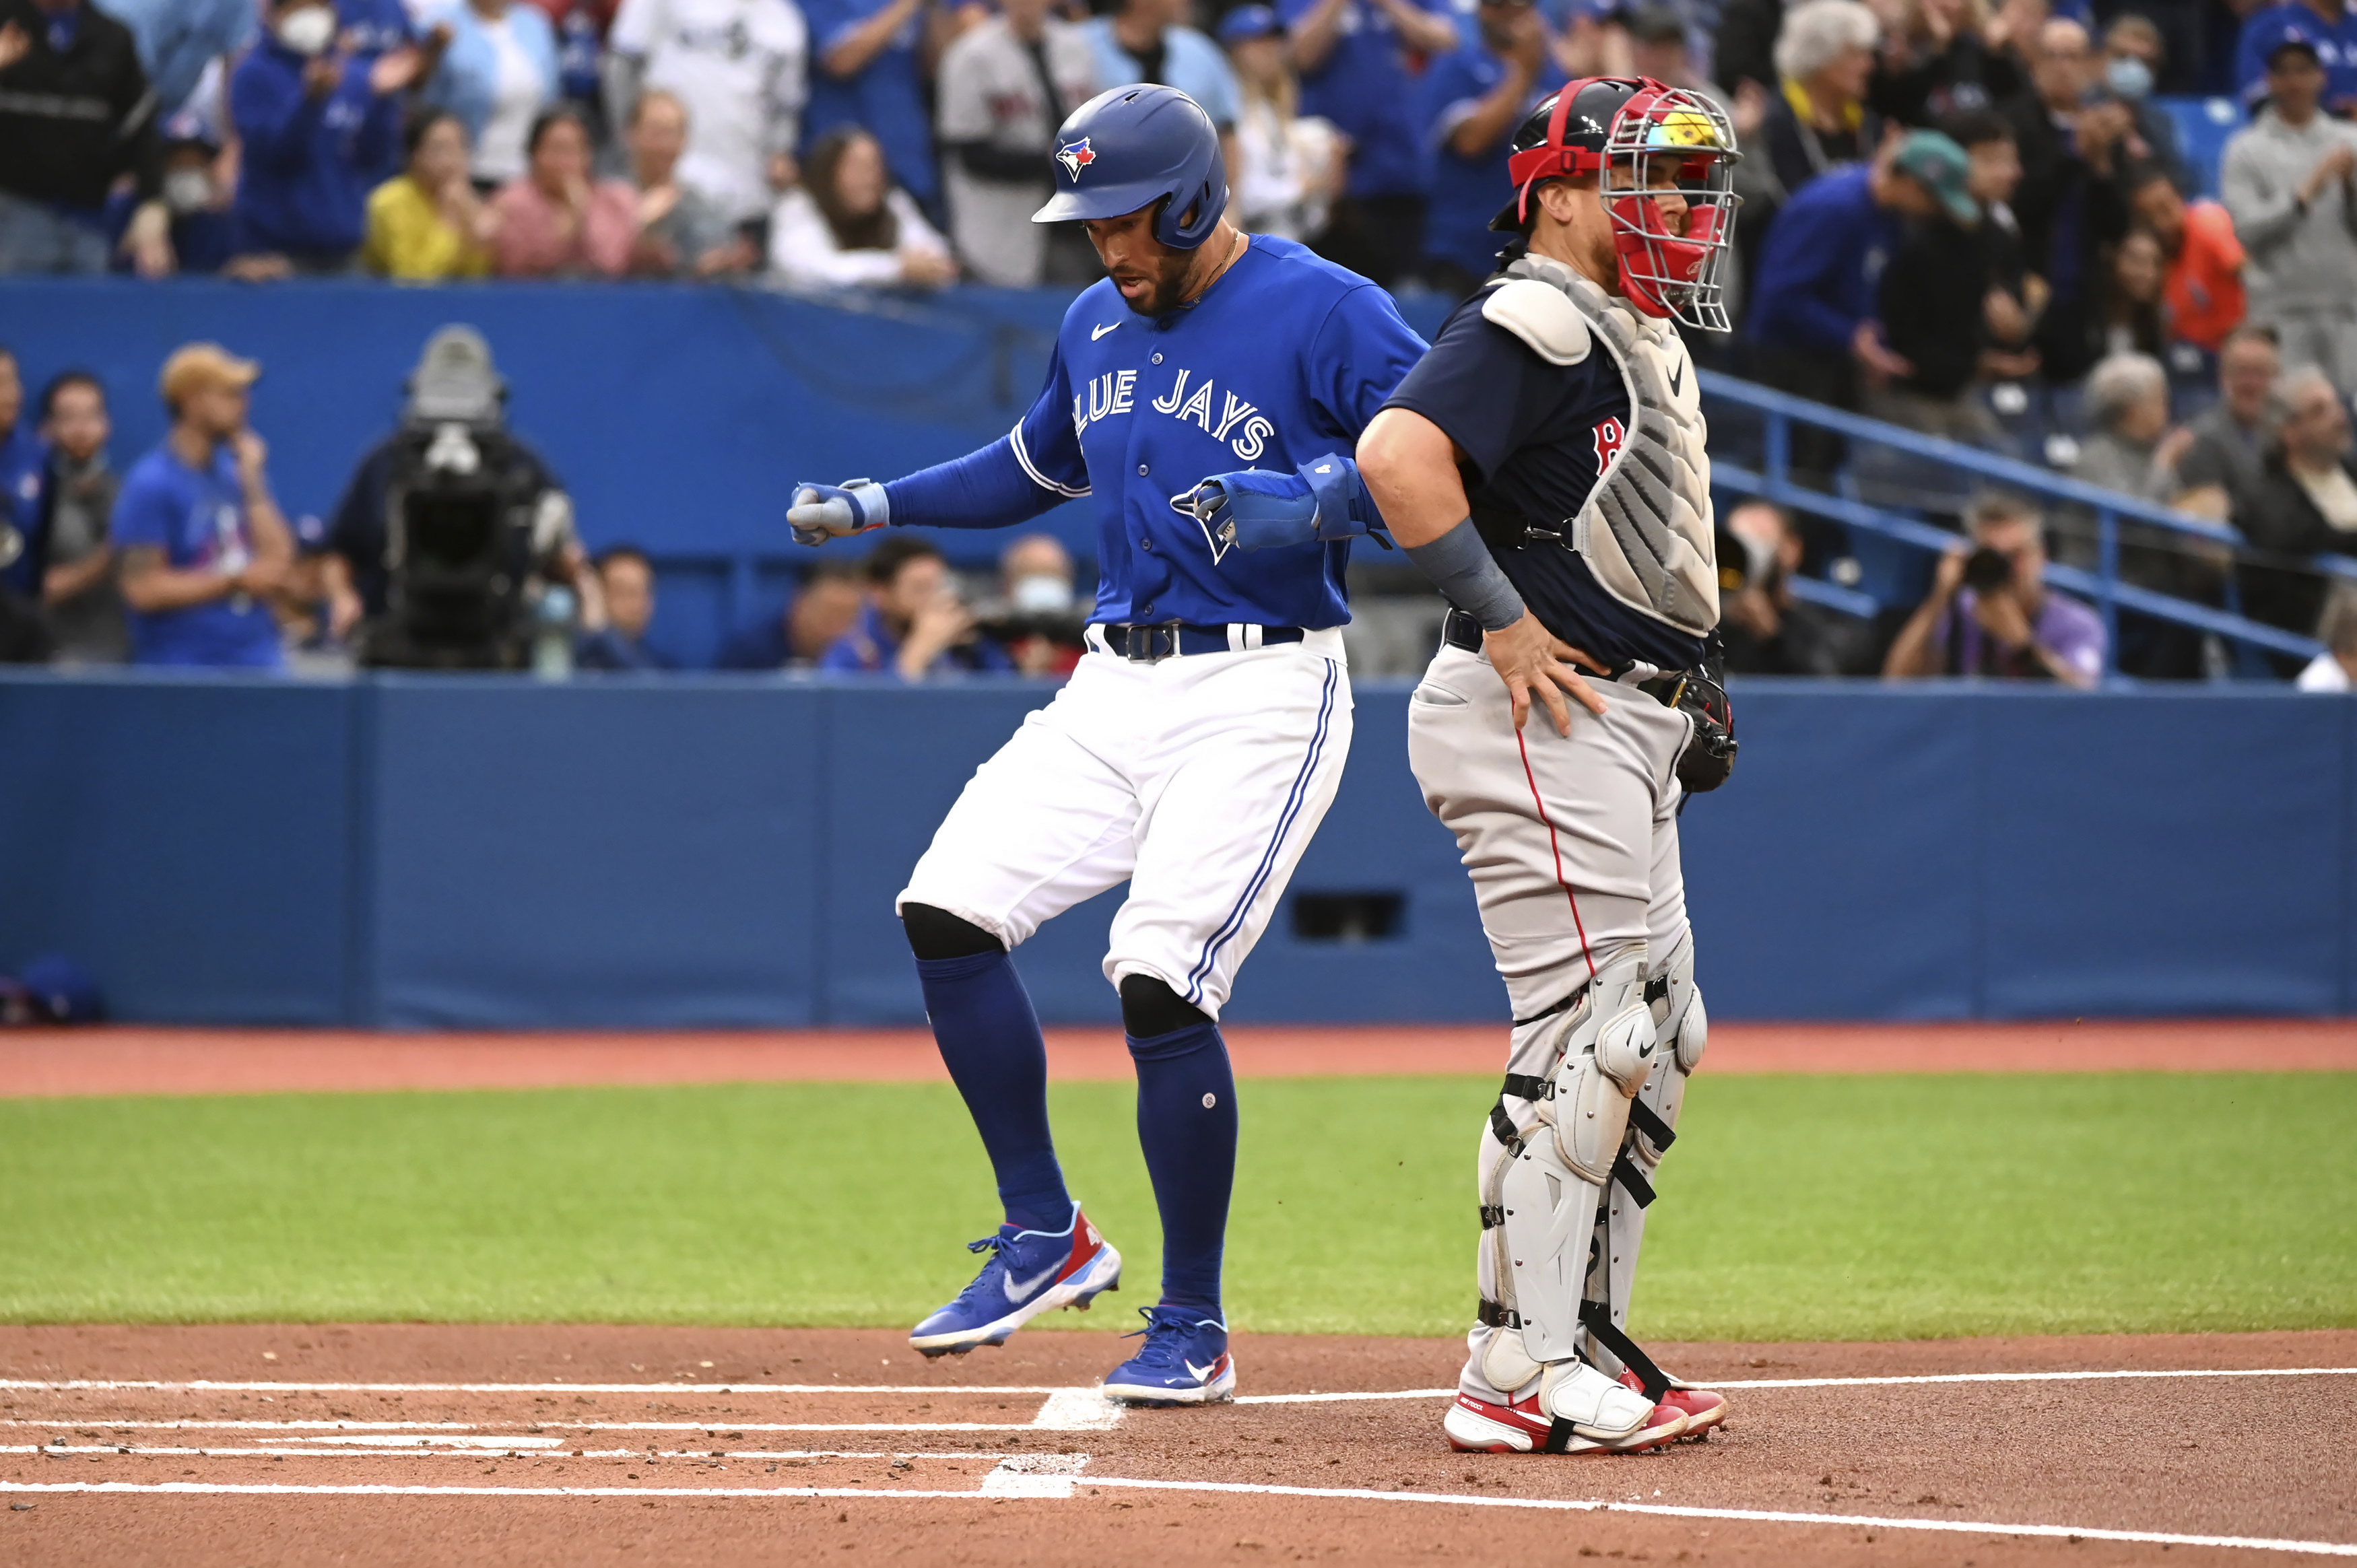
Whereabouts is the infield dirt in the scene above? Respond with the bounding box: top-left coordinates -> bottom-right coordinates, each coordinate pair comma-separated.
5,1324 -> 2352,1566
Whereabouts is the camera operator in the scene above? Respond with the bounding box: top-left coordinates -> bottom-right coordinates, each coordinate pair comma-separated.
819,534 -> 1014,680
1883,491 -> 2105,686
316,325 -> 603,668
974,533 -> 1088,677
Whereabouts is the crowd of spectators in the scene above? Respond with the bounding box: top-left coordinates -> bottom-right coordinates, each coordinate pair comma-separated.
0,330 -> 1092,677
5,0 -> 2357,681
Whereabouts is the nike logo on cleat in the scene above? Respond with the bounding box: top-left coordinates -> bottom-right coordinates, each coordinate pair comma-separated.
1002,1261 -> 1061,1303
1185,1359 -> 1218,1382
1092,323 -> 1121,340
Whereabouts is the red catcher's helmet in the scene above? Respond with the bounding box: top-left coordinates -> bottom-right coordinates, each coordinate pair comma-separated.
1490,76 -> 1741,333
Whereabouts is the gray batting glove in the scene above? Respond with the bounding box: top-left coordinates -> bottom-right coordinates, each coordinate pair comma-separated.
788,478 -> 890,547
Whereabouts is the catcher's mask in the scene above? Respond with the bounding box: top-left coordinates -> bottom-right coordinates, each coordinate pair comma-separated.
1492,76 -> 1741,333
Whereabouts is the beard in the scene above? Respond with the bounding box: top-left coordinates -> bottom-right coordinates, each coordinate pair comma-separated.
1108,249 -> 1196,316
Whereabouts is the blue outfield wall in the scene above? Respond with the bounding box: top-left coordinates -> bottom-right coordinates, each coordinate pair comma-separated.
1,672 -> 2350,1027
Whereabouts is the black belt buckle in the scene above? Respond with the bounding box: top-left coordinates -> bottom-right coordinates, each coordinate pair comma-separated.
1117,621 -> 1186,664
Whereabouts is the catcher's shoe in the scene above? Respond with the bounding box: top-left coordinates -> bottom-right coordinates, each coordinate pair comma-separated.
909,1204 -> 1121,1358
1102,1305 -> 1236,1406
1622,1370 -> 1727,1439
1444,1363 -> 1687,1455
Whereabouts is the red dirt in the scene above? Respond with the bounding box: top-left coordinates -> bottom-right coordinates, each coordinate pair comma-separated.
3,1325 -> 2352,1566
5,1019 -> 2354,1099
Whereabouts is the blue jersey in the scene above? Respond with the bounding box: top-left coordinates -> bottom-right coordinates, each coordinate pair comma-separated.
2236,1 -> 2357,110
1008,236 -> 1428,630
1280,0 -> 1455,198
1419,43 -> 1565,278
112,443 -> 284,669
0,422 -> 46,599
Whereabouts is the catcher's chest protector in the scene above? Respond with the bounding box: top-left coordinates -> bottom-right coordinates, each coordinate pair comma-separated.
1486,255 -> 1721,639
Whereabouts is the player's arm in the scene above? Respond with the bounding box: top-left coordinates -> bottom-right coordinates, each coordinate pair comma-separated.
789,335 -> 1090,546
1358,408 -> 1605,735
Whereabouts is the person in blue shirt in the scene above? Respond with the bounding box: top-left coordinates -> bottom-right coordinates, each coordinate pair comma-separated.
2236,0 -> 2357,116
1084,0 -> 1244,138
0,346 -> 47,605
719,560 -> 867,669
801,0 -> 942,213
1282,0 -> 1459,285
112,344 -> 292,671
1418,0 -> 1566,294
230,0 -> 411,268
817,535 -> 1015,677
787,86 -> 1426,1408
1745,131 -> 1962,481
105,110 -> 246,277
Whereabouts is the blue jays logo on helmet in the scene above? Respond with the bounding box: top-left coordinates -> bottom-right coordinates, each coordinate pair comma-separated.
1034,85 -> 1228,250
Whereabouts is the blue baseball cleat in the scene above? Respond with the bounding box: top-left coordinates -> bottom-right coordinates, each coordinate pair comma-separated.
1101,1305 -> 1236,1406
909,1204 -> 1123,1358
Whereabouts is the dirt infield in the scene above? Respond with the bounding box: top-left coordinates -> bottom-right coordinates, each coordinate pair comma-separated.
4,1325 -> 2352,1565
6,1018 -> 2356,1098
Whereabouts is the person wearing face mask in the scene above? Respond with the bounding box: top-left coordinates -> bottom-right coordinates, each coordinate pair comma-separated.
230,0 -> 415,270
106,108 -> 244,275
2094,16 -> 2190,196
990,532 -> 1089,677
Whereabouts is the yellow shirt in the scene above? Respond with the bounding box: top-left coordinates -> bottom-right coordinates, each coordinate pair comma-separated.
364,177 -> 492,281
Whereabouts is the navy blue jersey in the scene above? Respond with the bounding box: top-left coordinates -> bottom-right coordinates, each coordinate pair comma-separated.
1011,234 -> 1428,630
1383,288 -> 1707,671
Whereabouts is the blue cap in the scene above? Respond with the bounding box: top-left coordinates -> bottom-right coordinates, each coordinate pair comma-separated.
1034,86 -> 1230,250
2261,23 -> 2322,66
1218,4 -> 1282,44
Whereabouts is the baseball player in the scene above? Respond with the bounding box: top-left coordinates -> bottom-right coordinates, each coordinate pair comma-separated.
785,84 -> 1427,1406
1199,77 -> 1741,1453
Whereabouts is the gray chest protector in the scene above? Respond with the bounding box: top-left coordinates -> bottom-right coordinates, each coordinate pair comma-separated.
1479,256 -> 1720,639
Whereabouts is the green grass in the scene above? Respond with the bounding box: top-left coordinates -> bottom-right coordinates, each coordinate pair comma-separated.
2,1074 -> 2352,1340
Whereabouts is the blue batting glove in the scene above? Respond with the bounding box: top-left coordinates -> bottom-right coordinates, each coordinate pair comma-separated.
788,478 -> 890,547
1175,454 -> 1391,555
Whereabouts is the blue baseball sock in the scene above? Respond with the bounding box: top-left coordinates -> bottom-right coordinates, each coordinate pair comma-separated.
1126,1019 -> 1238,1316
914,950 -> 1072,1235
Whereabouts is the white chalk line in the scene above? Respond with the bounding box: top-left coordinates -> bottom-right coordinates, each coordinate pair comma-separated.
13,1367 -> 2348,1403
1234,1365 -> 2357,1402
3,1472 -> 2351,1557
11,1443 -> 1020,1461
0,1380 -> 1057,1396
0,1419 -> 1046,1435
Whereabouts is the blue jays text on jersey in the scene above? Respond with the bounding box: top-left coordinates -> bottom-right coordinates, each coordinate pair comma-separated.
1005,234 -> 1427,629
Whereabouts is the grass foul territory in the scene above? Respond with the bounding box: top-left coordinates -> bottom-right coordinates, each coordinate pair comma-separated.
1,1073 -> 2350,1338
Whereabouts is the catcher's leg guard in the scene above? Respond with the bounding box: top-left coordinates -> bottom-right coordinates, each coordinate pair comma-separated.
1456,951 -> 1670,1450
1576,930 -> 1725,1433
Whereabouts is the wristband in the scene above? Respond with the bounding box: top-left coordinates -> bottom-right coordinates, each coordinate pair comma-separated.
1404,518 -> 1526,632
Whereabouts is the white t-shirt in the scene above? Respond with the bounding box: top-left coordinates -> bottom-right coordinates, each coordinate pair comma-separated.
2296,651 -> 2354,691
611,0 -> 809,223
475,15 -> 546,183
934,17 -> 1094,286
767,186 -> 950,287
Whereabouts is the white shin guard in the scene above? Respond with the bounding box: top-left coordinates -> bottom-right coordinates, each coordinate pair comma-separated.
1580,931 -> 1706,1381
1488,950 -> 1657,1369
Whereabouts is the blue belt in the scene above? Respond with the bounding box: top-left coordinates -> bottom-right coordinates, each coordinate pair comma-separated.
1098,622 -> 1305,662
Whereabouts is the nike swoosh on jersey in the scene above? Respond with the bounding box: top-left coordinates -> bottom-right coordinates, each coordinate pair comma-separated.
1092,322 -> 1121,340
1002,1260 -> 1063,1303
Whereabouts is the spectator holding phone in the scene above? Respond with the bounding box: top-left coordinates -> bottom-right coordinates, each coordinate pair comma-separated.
1883,491 -> 2105,685
820,534 -> 1011,678
35,370 -> 126,663
112,345 -> 294,671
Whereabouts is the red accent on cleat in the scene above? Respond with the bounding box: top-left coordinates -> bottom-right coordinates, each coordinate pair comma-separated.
1621,1371 -> 1727,1437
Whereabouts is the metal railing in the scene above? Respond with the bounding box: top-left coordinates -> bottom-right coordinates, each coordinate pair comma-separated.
1700,372 -> 2337,675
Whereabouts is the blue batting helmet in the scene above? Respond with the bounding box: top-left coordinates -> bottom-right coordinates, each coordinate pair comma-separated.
1032,85 -> 1228,250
